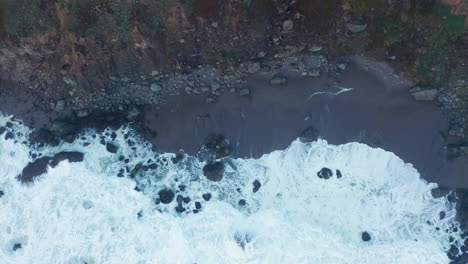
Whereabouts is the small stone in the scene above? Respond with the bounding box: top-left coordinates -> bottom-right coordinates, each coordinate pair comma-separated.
239,88 -> 250,97
439,211 -> 446,220
270,74 -> 288,85
76,109 -> 89,118
0,190 -> 4,198
63,76 -> 77,86
317,167 -> 333,179
13,243 -> 22,251
202,193 -> 212,201
361,232 -> 371,242
410,87 -> 438,101
195,201 -> 202,210
346,23 -> 368,33
283,19 -> 294,32
151,70 -> 159,76
175,203 -> 186,213
308,70 -> 320,77
309,46 -> 323,52
150,83 -> 162,92
247,62 -> 261,73
257,51 -> 266,58
55,100 -> 66,112
238,199 -> 246,206
338,63 -> 347,71
336,169 -> 342,178
211,22 -> 218,28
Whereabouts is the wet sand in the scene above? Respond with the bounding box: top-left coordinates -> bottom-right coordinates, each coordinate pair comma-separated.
143,56 -> 468,188
1,56 -> 467,188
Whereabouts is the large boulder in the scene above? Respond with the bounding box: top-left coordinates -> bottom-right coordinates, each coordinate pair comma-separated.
410,86 -> 438,101
203,162 -> 224,182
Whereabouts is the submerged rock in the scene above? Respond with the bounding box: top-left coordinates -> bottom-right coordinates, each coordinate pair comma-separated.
202,193 -> 212,201
336,169 -> 343,178
12,243 -> 22,251
203,162 -> 224,182
0,190 -> 4,198
17,157 -> 52,183
317,168 -> 333,179
50,152 -> 84,168
158,189 -> 174,204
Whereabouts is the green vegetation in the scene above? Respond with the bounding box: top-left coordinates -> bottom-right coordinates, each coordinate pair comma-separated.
0,0 -> 56,37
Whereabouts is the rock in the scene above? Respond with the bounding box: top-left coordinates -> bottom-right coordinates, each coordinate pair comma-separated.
106,143 -> 118,153
299,127 -> 319,142
203,162 -> 224,182
317,167 -> 333,179
51,120 -> 77,139
346,23 -> 368,33
303,55 -> 325,70
175,203 -> 186,213
0,126 -> 5,135
337,63 -> 347,70
82,200 -> 94,209
283,19 -> 294,32
150,83 -> 162,92
448,245 -> 459,260
361,231 -> 371,242
204,134 -> 231,158
13,243 -> 22,251
158,189 -> 174,204
239,88 -> 250,97
55,100 -> 66,112
63,76 -> 77,86
410,87 -> 438,101
76,109 -> 90,118
336,169 -> 343,178
50,152 -> 84,168
5,131 -> 13,140
440,211 -> 446,220
253,180 -> 261,193
195,201 -> 202,210
309,46 -> 323,52
202,193 -> 212,201
30,128 -> 60,147
270,74 -> 288,85
17,157 -> 52,183
238,199 -> 246,206
0,190 -> 4,198
126,105 -> 141,121
247,62 -> 261,73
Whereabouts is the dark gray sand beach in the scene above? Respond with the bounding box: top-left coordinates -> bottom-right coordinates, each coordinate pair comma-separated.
145,56 -> 468,189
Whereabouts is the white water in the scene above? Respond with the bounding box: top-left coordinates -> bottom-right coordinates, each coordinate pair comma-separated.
0,115 -> 463,264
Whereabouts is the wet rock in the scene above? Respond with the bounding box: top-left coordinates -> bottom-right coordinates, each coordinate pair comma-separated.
126,105 -> 141,121
238,199 -> 246,206
202,193 -> 212,201
137,210 -> 143,219
17,157 -> 52,183
5,131 -> 13,140
239,88 -> 251,96
176,195 -> 184,204
270,74 -> 288,85
178,185 -> 186,191
50,152 -> 84,168
446,142 -> 468,157
50,120 -> 77,138
54,100 -> 66,112
448,245 -> 459,260
299,127 -> 319,143
195,201 -> 202,210
30,128 -> 60,147
410,86 -> 438,101
283,19 -> 294,32
204,134 -> 231,158
203,162 -> 224,182
183,197 -> 191,203
247,62 -> 261,73
0,190 -> 4,198
76,109 -> 90,118
158,189 -> 174,204
346,23 -> 368,33
175,203 -> 186,213
150,83 -> 162,92
336,169 -> 342,178
440,211 -> 446,220
13,243 -> 22,251
361,231 -> 371,242
106,143 -> 118,153
253,180 -> 261,193
0,126 -> 5,135
317,167 -> 333,179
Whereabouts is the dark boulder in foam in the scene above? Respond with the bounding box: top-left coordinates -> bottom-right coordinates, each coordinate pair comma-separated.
0,126 -> 6,135
158,189 -> 175,204
253,180 -> 261,193
317,167 -> 333,179
17,152 -> 84,183
50,152 -> 84,168
29,128 -> 60,147
203,162 -> 224,182
361,231 -> 371,242
202,193 -> 212,201
106,143 -> 118,153
299,126 -> 319,143
17,157 -> 52,183
336,169 -> 342,178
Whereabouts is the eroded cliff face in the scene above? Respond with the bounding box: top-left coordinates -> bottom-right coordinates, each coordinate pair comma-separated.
0,0 -> 466,101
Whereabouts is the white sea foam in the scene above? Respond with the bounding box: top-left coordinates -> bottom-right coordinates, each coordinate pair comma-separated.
0,115 -> 463,264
